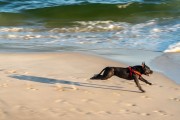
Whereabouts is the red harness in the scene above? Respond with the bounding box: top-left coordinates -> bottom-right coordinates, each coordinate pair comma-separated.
128,66 -> 142,78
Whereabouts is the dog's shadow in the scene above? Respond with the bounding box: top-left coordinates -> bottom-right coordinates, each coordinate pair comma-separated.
9,74 -> 140,93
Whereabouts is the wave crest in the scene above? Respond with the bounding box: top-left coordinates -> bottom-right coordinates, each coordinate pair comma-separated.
164,42 -> 180,53
50,21 -> 124,33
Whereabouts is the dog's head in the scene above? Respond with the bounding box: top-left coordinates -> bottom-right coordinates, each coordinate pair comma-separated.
142,62 -> 153,76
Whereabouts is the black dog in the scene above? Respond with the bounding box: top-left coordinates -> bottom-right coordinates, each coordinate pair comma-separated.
90,62 -> 153,92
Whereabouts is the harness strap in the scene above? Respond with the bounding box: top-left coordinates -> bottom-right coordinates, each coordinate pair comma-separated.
128,66 -> 142,78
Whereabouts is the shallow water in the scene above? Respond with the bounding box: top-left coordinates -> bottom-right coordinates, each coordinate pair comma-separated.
151,53 -> 180,84
0,19 -> 179,53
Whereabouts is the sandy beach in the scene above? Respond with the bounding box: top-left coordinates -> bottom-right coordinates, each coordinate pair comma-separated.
0,52 -> 179,120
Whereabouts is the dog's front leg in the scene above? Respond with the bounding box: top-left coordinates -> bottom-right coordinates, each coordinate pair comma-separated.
139,77 -> 152,85
133,75 -> 145,93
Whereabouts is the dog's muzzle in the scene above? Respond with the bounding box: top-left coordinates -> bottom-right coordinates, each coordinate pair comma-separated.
145,70 -> 153,76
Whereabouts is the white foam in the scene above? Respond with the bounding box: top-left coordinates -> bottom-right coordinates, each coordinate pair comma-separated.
117,3 -> 132,9
0,27 -> 24,32
0,27 -> 44,32
0,19 -> 179,53
7,34 -> 18,39
49,21 -> 124,33
151,28 -> 162,33
164,42 -> 180,53
23,35 -> 42,40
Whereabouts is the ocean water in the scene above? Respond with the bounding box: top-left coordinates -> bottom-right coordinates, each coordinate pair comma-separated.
0,0 -> 180,83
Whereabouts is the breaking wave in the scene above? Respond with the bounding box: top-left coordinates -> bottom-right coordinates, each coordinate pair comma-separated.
164,42 -> 180,53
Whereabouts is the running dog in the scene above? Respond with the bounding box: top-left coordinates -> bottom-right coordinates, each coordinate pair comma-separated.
90,62 -> 153,92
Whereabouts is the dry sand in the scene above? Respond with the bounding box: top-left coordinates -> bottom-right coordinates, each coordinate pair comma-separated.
0,52 -> 179,120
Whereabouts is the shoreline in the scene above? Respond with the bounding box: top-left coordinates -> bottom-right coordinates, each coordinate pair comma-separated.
0,50 -> 179,84
0,51 -> 178,86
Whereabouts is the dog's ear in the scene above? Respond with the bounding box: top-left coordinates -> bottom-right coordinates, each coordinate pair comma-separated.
142,62 -> 145,68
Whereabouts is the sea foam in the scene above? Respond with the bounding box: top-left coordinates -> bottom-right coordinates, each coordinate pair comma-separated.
164,42 -> 180,53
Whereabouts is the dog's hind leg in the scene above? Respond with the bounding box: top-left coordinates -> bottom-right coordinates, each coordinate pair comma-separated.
90,67 -> 114,80
101,67 -> 114,80
90,74 -> 103,79
90,68 -> 107,79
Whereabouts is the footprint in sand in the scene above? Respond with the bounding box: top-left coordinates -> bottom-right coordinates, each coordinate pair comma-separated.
98,111 -> 112,115
84,90 -> 94,94
112,92 -> 121,96
15,105 -> 37,115
85,112 -> 93,115
141,95 -> 151,99
118,109 -> 130,114
54,83 -> 79,91
26,84 -> 38,91
174,88 -> 179,91
54,99 -> 65,103
4,70 -> 18,74
140,113 -> 151,116
71,85 -> 79,90
119,109 -> 151,116
81,99 -> 97,104
54,99 -> 71,105
124,103 -> 137,107
0,83 -> 8,88
23,72 -> 30,75
128,103 -> 136,107
44,108 -> 65,117
4,69 -> 30,75
15,105 -> 28,110
157,85 -> 164,88
0,109 -> 6,119
168,86 -> 180,90
153,83 -> 163,88
70,108 -> 83,114
169,97 -> 180,102
54,84 -> 65,91
153,110 -> 168,116
118,109 -> 150,116
81,99 -> 91,102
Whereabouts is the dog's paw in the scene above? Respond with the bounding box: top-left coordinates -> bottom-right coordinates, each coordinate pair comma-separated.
90,74 -> 96,79
141,90 -> 146,93
148,83 -> 152,85
90,74 -> 101,80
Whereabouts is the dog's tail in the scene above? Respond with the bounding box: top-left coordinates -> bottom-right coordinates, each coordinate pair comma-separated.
98,67 -> 106,75
90,67 -> 106,79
